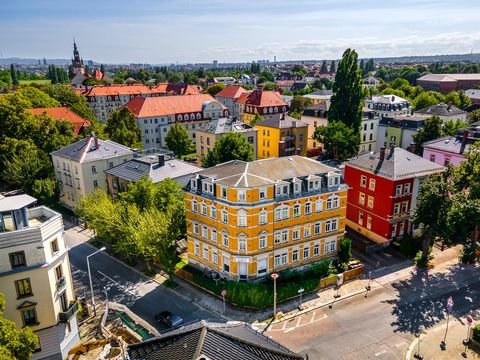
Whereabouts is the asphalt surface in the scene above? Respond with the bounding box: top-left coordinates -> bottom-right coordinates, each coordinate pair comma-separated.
65,231 -> 222,332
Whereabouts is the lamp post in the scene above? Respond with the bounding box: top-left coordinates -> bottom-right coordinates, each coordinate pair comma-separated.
87,247 -> 106,316
271,273 -> 279,319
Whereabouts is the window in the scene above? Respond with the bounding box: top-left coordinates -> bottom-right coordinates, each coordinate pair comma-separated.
194,243 -> 200,256
55,264 -> 63,281
367,196 -> 374,209
326,196 -> 339,210
22,308 -> 38,326
315,199 -> 323,212
328,175 -> 340,187
93,180 -> 98,187
293,205 -> 300,217
358,211 -> 364,225
325,219 -> 338,232
360,175 -> 367,187
314,244 -> 320,256
366,215 -> 372,230
210,206 -> 217,219
359,192 -> 365,205
15,279 -> 32,298
51,239 -> 59,255
237,210 -> 247,227
9,251 -> 26,268
401,201 -> 408,214
292,228 -> 300,240
304,225 -> 311,238
395,185 -> 403,196
369,179 -> 376,191
294,182 -> 301,194
292,250 -> 299,262
222,233 -> 229,247
303,247 -> 310,259
191,179 -> 197,191
259,235 -> 267,249
222,209 -> 228,223
223,257 -> 230,272
91,165 -> 97,174
430,154 -> 436,162
393,203 -> 400,215
274,232 -> 281,245
274,206 -> 289,221
258,258 -> 267,274
201,203 -> 207,216
221,187 -> 227,199
238,238 -> 246,252
193,223 -> 199,235
314,222 -> 322,235
203,247 -> 209,260
399,222 -> 405,236
237,190 -> 246,202
391,223 -> 397,237
211,229 -> 217,243
259,188 -> 267,200
305,202 -> 312,215
404,183 -> 411,194
202,226 -> 208,239
212,252 -> 218,265
274,253 -> 288,267
276,184 -> 289,197
280,230 -> 288,243
259,210 -> 267,225
192,200 -> 198,213
324,239 -> 336,254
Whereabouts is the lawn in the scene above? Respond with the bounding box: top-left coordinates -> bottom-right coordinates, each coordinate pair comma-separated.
19,79 -> 51,85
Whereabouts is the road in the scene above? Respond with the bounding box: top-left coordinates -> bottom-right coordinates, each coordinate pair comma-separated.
65,230 -> 222,331
266,270 -> 480,359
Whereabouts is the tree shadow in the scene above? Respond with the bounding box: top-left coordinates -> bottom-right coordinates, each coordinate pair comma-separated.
383,263 -> 480,335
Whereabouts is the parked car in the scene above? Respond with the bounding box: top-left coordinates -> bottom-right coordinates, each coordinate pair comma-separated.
155,311 -> 184,328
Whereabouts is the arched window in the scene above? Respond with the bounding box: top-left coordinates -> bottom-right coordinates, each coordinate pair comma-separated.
196,113 -> 201,119
184,114 -> 189,121
190,113 -> 195,120
237,209 -> 247,227
282,106 -> 286,112
326,195 -> 339,210
224,109 -> 229,116
269,107 -> 273,114
192,199 -> 198,213
274,107 -> 278,113
259,210 -> 267,225
263,108 -> 268,114
177,115 -> 182,121
274,205 -> 289,221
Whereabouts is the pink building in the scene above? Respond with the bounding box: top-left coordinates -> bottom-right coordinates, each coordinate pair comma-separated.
422,122 -> 480,166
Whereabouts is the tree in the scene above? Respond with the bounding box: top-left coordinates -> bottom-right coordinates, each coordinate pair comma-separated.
412,115 -> 442,155
328,48 -> 363,132
204,83 -> 225,96
31,178 -> 59,207
165,123 -> 194,158
470,109 -> 480,123
338,238 -> 352,264
458,91 -> 472,109
16,87 -> 60,108
413,91 -> 444,110
263,82 -> 276,91
10,64 -> 19,86
105,108 -> 142,148
0,293 -> 38,359
413,173 -> 453,258
442,119 -> 468,136
320,61 -> 328,73
330,60 -> 336,73
203,132 -> 254,167
313,121 -> 359,160
289,95 -> 313,116
41,85 -> 96,122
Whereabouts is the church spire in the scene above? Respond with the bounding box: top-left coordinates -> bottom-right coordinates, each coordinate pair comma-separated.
72,39 -> 84,75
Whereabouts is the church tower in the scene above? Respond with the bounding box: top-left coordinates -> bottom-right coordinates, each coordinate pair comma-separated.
72,40 -> 84,75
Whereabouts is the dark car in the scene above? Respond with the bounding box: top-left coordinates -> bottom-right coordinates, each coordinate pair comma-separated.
155,311 -> 184,328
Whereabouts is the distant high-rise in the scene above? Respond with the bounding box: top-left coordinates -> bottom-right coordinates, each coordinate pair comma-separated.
43,57 -> 47,65
71,40 -> 84,75
274,55 -> 277,63
213,60 -> 218,68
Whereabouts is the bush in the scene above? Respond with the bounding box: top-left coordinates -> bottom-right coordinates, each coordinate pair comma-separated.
460,242 -> 479,264
414,250 -> 434,268
399,234 -> 421,257
338,238 -> 352,264
473,324 -> 480,342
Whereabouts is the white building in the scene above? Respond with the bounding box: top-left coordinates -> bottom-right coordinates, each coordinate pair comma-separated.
0,194 -> 79,360
365,95 -> 412,119
359,109 -> 380,154
50,135 -> 133,210
124,94 -> 229,150
213,77 -> 236,85
215,85 -> 250,118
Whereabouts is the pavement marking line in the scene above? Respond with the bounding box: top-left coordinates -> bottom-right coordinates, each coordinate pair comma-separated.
395,341 -> 406,348
375,350 -> 387,357
97,270 -> 137,297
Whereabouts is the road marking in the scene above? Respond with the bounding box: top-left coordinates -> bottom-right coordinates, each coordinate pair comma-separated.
375,350 -> 387,356
97,270 -> 137,296
395,341 -> 407,348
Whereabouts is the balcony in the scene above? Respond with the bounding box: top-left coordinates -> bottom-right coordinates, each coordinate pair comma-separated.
59,300 -> 79,323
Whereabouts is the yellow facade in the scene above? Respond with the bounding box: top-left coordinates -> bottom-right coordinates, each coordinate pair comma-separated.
184,157 -> 347,280
255,122 -> 308,160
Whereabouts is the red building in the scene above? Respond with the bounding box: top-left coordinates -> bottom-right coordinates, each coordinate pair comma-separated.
417,74 -> 480,94
344,146 -> 444,245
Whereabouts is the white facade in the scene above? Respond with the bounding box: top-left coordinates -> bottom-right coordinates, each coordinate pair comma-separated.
365,95 -> 412,119
0,196 -> 79,360
359,113 -> 380,154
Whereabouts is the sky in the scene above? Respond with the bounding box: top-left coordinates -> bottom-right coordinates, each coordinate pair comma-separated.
1,0 -> 480,64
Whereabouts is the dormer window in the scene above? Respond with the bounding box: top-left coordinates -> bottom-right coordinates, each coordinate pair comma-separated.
328,174 -> 340,187
275,183 -> 289,197
191,179 -> 197,191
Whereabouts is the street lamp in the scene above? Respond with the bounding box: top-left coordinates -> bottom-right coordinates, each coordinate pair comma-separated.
87,246 -> 106,316
271,273 -> 279,319
103,287 -> 110,304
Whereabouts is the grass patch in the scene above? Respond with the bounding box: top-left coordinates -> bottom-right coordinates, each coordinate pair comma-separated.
19,79 -> 51,85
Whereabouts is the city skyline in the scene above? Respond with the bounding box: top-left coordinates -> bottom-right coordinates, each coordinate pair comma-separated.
1,0 -> 480,64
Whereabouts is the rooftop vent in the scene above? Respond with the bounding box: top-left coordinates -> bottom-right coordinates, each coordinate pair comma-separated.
288,157 -> 293,161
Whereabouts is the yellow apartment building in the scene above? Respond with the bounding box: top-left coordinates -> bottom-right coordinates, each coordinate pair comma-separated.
255,115 -> 308,159
185,156 -> 347,280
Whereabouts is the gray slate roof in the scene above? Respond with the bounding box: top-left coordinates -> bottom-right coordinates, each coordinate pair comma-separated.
50,137 -> 132,163
0,194 -> 36,212
198,118 -> 256,135
127,320 -> 303,360
416,102 -> 466,117
256,115 -> 308,129
347,147 -> 444,180
105,157 -> 201,183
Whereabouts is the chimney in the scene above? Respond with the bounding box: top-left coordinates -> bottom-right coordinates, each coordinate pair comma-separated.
409,143 -> 416,154
391,95 -> 395,102
447,101 -> 452,110
91,131 -> 98,150
379,147 -> 386,161
388,141 -> 395,158
463,130 -> 469,144
158,154 -> 165,167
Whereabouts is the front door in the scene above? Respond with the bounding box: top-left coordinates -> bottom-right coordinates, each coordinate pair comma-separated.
239,262 -> 248,280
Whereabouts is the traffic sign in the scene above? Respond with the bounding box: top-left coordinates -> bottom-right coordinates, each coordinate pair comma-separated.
298,288 -> 304,294
271,273 -> 279,280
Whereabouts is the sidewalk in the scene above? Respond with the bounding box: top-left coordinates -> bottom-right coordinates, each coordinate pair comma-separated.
405,317 -> 480,359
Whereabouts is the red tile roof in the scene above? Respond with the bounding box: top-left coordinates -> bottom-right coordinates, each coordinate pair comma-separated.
235,90 -> 287,107
124,94 -> 227,118
78,83 -> 200,97
28,107 -> 91,135
215,85 -> 250,99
